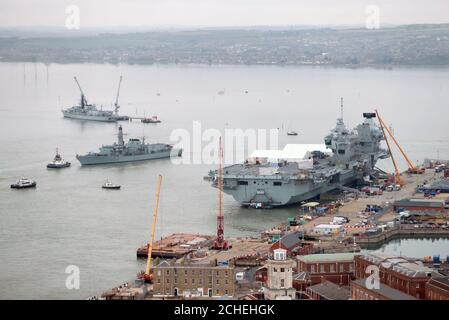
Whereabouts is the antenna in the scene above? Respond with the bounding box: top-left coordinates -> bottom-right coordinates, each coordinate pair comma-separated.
340,97 -> 344,120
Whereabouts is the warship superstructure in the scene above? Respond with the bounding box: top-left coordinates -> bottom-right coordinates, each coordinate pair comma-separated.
76,126 -> 182,165
207,112 -> 389,207
62,76 -> 127,122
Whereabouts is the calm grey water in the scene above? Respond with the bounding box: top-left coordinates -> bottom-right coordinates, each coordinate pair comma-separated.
0,63 -> 449,299
370,238 -> 449,260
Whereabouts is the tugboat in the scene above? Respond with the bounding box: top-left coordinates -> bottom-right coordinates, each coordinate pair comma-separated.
47,148 -> 71,169
11,177 -> 37,189
141,116 -> 161,123
102,181 -> 121,190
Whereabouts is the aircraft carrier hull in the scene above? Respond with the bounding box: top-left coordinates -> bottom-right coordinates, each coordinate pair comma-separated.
223,168 -> 361,207
77,149 -> 182,166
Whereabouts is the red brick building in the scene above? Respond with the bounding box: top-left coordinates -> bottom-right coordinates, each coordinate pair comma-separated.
425,276 -> 449,300
306,280 -> 350,300
297,253 -> 356,286
351,279 -> 417,300
354,253 -> 436,299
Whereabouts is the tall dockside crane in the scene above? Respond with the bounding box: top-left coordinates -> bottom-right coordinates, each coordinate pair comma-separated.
143,174 -> 163,283
114,76 -> 123,115
375,109 -> 425,185
212,137 -> 229,250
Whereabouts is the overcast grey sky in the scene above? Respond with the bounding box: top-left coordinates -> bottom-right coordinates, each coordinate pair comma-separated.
1,0 -> 448,27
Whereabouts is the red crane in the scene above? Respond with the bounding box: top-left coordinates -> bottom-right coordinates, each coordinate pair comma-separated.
212,137 -> 229,250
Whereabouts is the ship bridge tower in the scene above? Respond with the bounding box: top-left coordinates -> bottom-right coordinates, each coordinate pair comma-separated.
118,126 -> 125,146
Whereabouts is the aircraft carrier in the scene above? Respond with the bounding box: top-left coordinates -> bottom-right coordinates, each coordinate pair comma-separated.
76,126 -> 182,165
207,112 -> 389,207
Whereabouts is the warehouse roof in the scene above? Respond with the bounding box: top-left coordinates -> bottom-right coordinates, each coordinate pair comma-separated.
297,252 -> 357,263
307,281 -> 350,300
394,198 -> 445,208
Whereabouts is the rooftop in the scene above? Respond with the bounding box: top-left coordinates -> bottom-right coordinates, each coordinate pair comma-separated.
297,252 -> 357,263
352,279 -> 417,300
307,281 -> 350,300
394,198 -> 445,208
358,252 -> 437,278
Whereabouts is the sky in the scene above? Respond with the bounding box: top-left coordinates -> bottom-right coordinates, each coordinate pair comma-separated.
1,0 -> 449,28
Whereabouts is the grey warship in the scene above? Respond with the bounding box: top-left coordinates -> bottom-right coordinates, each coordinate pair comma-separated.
62,76 -> 127,122
76,126 -> 182,165
207,112 -> 389,207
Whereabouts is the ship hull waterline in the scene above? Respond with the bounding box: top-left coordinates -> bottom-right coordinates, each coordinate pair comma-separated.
76,149 -> 183,166
62,111 -> 117,122
222,170 -> 363,207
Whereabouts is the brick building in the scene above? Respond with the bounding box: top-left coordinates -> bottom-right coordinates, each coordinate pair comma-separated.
425,276 -> 449,300
152,260 -> 235,298
296,252 -> 356,285
306,280 -> 350,300
351,279 -> 417,300
354,253 -> 436,299
270,231 -> 313,256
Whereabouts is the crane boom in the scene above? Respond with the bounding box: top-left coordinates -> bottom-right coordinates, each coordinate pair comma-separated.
375,109 -> 402,185
377,115 -> 415,169
114,76 -> 123,114
144,174 -> 163,280
73,76 -> 87,108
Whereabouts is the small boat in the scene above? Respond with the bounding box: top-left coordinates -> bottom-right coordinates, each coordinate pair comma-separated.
287,130 -> 298,136
102,181 -> 121,190
11,177 -> 37,189
47,148 -> 71,169
141,116 -> 161,123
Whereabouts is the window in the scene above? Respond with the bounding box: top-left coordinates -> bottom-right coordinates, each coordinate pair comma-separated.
310,265 -> 315,273
166,270 -> 170,275
281,279 -> 285,288
320,264 -> 325,273
216,279 -> 220,285
184,270 -> 188,275
281,268 -> 285,272
166,278 -> 170,283
157,279 -> 161,284
237,181 -> 248,185
339,264 -> 344,273
349,264 -> 353,272
330,264 -> 335,273
273,182 -> 282,186
184,279 -> 187,284
192,279 -> 195,284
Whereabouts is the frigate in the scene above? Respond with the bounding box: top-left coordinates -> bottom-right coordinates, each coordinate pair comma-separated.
62,76 -> 127,122
76,126 -> 183,165
207,112 -> 389,207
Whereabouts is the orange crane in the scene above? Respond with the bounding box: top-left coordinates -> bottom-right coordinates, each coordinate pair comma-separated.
212,137 -> 229,250
375,110 -> 403,185
375,110 -> 425,183
142,174 -> 163,283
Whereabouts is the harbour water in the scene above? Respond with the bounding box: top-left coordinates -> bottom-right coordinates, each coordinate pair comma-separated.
370,238 -> 449,259
1,62 -> 449,299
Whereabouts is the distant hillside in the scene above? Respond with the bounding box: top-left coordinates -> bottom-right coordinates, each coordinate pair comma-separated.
1,24 -> 449,66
